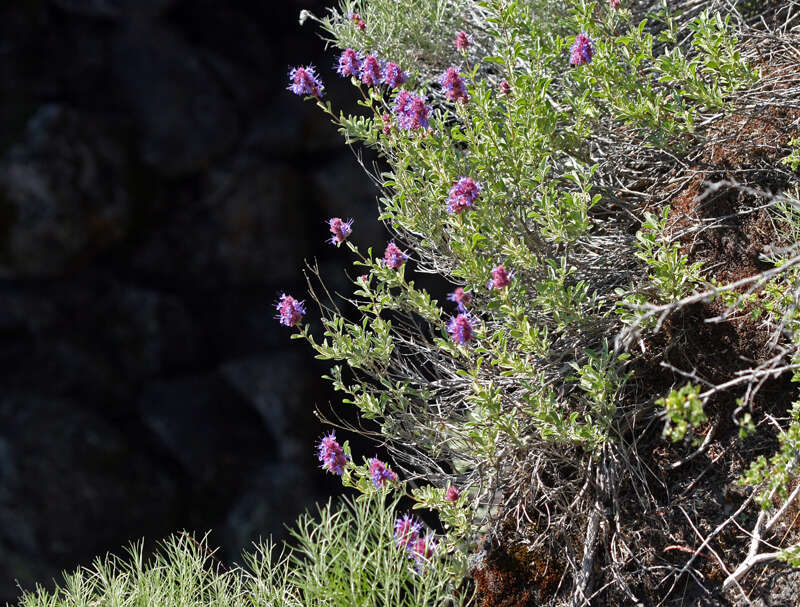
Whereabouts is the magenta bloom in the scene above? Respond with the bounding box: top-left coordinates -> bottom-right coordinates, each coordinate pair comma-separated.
411,532 -> 438,566
570,32 -> 594,66
328,217 -> 353,246
287,65 -> 324,97
447,176 -> 481,214
445,486 -> 461,502
454,31 -> 472,51
317,431 -> 349,475
380,112 -> 392,136
394,514 -> 423,549
499,79 -> 512,96
394,90 -> 430,130
368,457 -> 398,489
383,242 -> 408,270
609,0 -> 621,7
447,287 -> 472,312
360,54 -> 383,86
448,313 -> 475,345
276,294 -> 306,327
349,12 -> 366,30
440,66 -> 469,103
337,48 -> 363,77
488,264 -> 515,290
381,61 -> 407,89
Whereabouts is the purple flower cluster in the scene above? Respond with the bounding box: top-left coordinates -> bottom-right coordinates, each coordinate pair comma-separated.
447,176 -> 481,214
360,54 -> 383,86
328,217 -> 353,246
488,264 -> 514,290
394,513 -> 423,549
368,457 -> 399,489
394,90 -> 430,130
440,66 -> 469,103
383,242 -> 408,269
609,0 -> 621,8
338,50 -> 407,90
317,431 -> 349,475
499,79 -> 512,96
447,287 -> 472,312
411,532 -> 438,566
448,313 -> 475,345
381,61 -> 408,89
394,514 -> 438,566
287,66 -> 324,97
454,31 -> 472,51
570,32 -> 594,66
336,48 -> 362,77
276,294 -> 305,327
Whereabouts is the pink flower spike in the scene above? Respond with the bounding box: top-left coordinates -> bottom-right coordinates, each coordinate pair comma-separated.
359,54 -> 383,87
316,431 -> 350,475
445,486 -> 461,502
454,31 -> 472,51
368,457 -> 398,489
609,0 -> 621,8
275,293 -> 306,327
394,514 -> 423,549
448,287 -> 473,312
383,242 -> 408,270
287,65 -> 324,97
448,313 -> 475,345
488,264 -> 514,290
327,217 -> 353,246
569,32 -> 594,67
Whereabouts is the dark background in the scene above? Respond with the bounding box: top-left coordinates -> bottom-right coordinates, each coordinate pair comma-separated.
0,0 -> 384,601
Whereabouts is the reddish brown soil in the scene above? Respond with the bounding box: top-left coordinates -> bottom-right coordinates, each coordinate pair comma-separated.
471,541 -> 564,607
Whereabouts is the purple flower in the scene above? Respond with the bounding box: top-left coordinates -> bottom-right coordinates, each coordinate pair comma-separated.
381,61 -> 407,89
440,66 -> 469,103
448,313 -> 475,345
499,79 -> 512,96
393,90 -> 430,131
383,242 -> 408,270
447,287 -> 473,312
569,32 -> 594,66
609,0 -> 621,8
328,217 -> 353,246
411,532 -> 438,566
276,294 -> 306,326
317,431 -> 349,475
287,65 -> 324,97
454,31 -> 472,51
337,48 -> 363,77
488,264 -> 514,290
360,54 -> 383,86
445,486 -> 461,502
368,457 -> 398,489
447,176 -> 481,214
394,514 -> 423,549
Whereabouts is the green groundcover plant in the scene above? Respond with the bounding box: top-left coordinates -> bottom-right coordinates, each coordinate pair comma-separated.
15,0 -> 800,605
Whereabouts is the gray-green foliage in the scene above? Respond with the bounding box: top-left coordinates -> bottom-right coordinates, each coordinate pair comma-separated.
17,495 -> 467,607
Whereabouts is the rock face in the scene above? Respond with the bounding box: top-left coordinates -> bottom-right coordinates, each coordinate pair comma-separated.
0,1 -> 383,602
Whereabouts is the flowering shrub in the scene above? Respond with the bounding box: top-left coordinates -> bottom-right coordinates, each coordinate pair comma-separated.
287,0 -> 800,602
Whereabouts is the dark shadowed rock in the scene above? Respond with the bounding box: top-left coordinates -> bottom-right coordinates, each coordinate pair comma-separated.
132,164 -> 308,288
0,105 -> 131,277
111,21 -> 239,177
